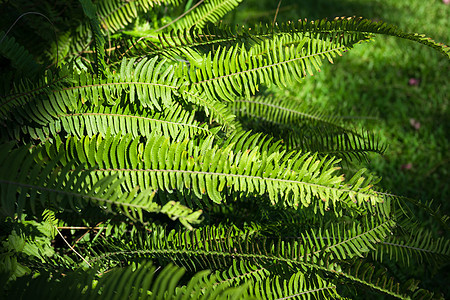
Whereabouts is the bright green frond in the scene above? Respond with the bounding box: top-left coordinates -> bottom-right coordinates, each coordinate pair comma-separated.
0,144 -> 202,226
6,102 -> 209,142
97,0 -> 181,33
186,34 -> 350,102
38,133 -> 389,215
0,57 -> 180,125
167,0 -> 243,31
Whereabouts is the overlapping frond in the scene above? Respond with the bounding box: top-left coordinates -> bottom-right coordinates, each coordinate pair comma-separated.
97,0 -> 180,33
0,57 -> 179,122
259,17 -> 450,58
231,95 -> 386,160
0,31 -> 41,78
110,24 -> 245,62
2,1 -> 449,298
6,261 -> 247,299
6,102 -> 208,142
0,68 -> 69,121
167,0 -> 243,31
85,220 -> 394,292
339,259 -> 438,299
37,133 -> 389,216
211,260 -> 340,299
0,143 -> 202,227
186,35 -> 349,101
374,229 -> 450,267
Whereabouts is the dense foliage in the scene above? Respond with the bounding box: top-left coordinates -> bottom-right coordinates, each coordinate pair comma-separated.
1,0 -> 449,298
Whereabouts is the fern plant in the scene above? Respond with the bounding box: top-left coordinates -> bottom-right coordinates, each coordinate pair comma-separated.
1,0 -> 449,299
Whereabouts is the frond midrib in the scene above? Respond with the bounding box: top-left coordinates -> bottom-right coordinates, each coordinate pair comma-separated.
87,247 -> 403,298
234,99 -> 336,125
322,220 -> 393,255
64,112 -> 209,133
275,286 -> 337,300
62,81 -> 178,91
91,167 -> 381,201
192,0 -> 237,27
380,241 -> 448,255
192,46 -> 347,85
0,178 -> 150,210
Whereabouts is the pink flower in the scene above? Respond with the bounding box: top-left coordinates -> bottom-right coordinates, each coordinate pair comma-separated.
408,78 -> 420,86
444,0 -> 450,4
409,118 -> 421,130
401,163 -> 413,170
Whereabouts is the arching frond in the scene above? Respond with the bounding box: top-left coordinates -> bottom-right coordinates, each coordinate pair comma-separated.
232,95 -> 344,130
339,259 -> 437,299
6,261 -> 248,299
97,0 -> 181,33
0,143 -> 202,227
374,229 -> 450,268
231,95 -> 386,160
37,133 -> 389,216
85,220 -> 394,292
5,102 -> 209,142
256,17 -> 450,58
1,1 -> 449,298
110,23 -> 245,62
0,57 -> 179,123
167,0 -> 243,31
0,31 -> 41,78
185,35 -> 348,101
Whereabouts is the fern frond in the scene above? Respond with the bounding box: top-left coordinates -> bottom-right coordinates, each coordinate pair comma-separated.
0,144 -> 202,227
97,0 -> 180,33
110,23 -> 244,62
288,126 -> 387,161
6,102 -> 209,142
6,261 -> 247,299
38,133 -> 389,216
231,95 -> 386,160
374,229 -> 450,268
80,0 -> 107,76
0,57 -> 179,124
185,35 -> 351,102
218,130 -> 282,156
338,259 -> 438,299
110,16 -> 450,66
232,95 -> 344,130
0,31 -> 41,78
86,220 -> 393,291
263,17 -> 449,58
167,0 -> 243,31
248,271 -> 339,299
0,67 -> 70,121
